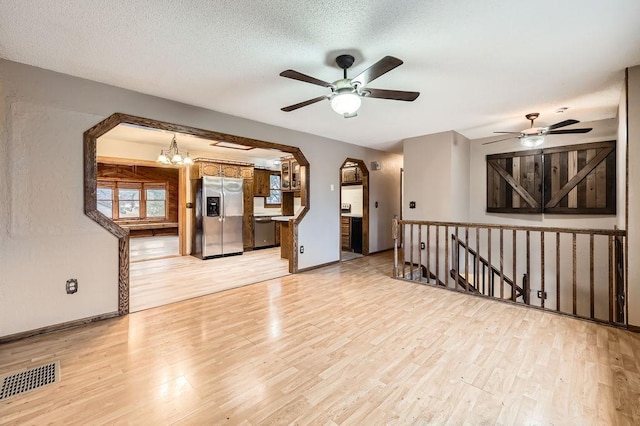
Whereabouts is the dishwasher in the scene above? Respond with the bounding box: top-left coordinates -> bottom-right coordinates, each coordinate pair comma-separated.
254,216 -> 276,248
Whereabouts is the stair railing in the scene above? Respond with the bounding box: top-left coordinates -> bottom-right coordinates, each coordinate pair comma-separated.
392,217 -> 627,327
451,234 -> 526,302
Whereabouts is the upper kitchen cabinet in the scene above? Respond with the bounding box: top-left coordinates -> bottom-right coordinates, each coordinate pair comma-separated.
253,168 -> 271,197
191,159 -> 254,180
281,157 -> 301,192
341,163 -> 362,185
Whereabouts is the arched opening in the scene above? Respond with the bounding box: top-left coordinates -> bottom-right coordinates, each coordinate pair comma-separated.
339,158 -> 369,260
84,113 -> 310,315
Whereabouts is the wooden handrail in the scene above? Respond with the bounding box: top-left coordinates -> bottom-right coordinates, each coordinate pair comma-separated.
397,219 -> 626,237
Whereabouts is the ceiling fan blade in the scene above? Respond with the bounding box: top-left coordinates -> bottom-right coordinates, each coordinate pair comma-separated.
364,88 -> 419,101
547,119 -> 579,130
281,96 -> 327,112
493,131 -> 522,134
547,128 -> 592,134
482,136 -> 517,145
352,56 -> 403,86
279,70 -> 332,88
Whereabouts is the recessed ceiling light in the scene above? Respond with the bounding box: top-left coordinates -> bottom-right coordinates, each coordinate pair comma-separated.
555,107 -> 569,114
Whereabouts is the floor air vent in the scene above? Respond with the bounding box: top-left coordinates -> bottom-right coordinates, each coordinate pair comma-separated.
0,361 -> 60,401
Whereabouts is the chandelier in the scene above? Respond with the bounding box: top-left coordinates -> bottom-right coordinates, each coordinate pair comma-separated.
157,135 -> 192,165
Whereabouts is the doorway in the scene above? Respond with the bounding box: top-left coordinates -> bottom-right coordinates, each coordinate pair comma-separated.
85,113 -> 310,315
339,158 -> 369,261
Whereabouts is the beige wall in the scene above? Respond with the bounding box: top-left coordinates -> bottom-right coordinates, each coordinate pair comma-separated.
0,59 -> 401,337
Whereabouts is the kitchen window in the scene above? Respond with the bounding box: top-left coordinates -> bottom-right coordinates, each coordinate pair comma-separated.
145,185 -> 167,218
97,181 -> 167,220
97,184 -> 114,217
265,173 -> 281,206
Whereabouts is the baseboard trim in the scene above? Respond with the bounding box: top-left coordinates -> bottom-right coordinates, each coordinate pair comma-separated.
298,260 -> 340,273
0,312 -> 120,344
628,324 -> 640,333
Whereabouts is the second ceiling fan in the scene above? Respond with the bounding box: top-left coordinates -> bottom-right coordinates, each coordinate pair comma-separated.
280,54 -> 420,118
484,113 -> 593,147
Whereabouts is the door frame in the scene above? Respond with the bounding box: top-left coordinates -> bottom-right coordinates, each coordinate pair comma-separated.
339,158 -> 369,257
84,113 -> 310,315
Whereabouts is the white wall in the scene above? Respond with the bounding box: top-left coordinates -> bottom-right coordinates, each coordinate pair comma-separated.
368,155 -> 404,251
403,130 -> 470,222
451,132 -> 470,222
341,185 -> 363,216
627,65 -> 640,327
0,59 -> 401,337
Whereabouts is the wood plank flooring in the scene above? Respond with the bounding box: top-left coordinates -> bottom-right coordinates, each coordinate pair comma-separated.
2,252 -> 640,424
131,247 -> 288,312
130,236 -> 180,262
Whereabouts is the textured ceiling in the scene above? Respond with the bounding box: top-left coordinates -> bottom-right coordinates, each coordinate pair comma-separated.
1,0 -> 639,152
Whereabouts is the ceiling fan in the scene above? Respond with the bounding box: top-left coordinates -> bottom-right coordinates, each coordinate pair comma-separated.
279,54 -> 420,118
483,113 -> 593,147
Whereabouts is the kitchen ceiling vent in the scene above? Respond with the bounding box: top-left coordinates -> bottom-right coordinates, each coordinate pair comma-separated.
0,361 -> 60,401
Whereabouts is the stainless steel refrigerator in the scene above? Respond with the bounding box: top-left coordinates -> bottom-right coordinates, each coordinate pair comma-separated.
193,176 -> 244,259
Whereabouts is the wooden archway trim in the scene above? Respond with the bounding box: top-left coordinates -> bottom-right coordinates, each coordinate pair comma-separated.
84,113 -> 310,315
340,157 -> 370,256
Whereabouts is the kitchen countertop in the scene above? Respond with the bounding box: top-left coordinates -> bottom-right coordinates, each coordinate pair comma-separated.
341,213 -> 363,218
254,213 -> 281,217
272,216 -> 295,222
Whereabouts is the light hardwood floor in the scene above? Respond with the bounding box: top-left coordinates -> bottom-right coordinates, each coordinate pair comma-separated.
131,247 -> 289,312
1,252 -> 640,424
130,236 -> 180,262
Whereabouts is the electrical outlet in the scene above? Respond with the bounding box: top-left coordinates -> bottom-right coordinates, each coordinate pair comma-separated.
537,290 -> 547,299
420,242 -> 425,250
66,278 -> 78,294
409,201 -> 416,209
300,245 -> 304,254
375,201 -> 379,208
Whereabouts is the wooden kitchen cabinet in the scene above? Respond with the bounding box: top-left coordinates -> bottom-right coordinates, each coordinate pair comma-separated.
341,216 -> 351,250
280,220 -> 291,259
281,157 -> 300,192
341,166 -> 361,184
291,161 -> 300,191
253,168 -> 271,196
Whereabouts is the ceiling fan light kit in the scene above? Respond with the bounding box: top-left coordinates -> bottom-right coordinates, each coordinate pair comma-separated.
484,113 -> 593,146
280,53 -> 420,118
520,135 -> 545,147
331,91 -> 361,115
